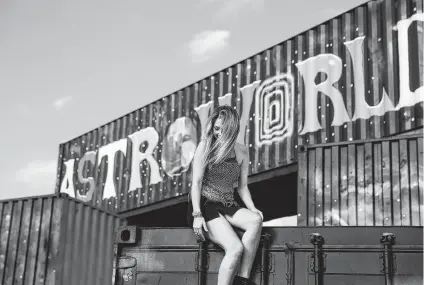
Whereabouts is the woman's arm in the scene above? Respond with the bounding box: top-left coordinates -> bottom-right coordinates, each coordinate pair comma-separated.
190,140 -> 207,213
190,140 -> 209,240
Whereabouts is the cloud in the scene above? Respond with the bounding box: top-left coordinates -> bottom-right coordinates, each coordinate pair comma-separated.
52,96 -> 72,111
187,30 -> 230,63
15,160 -> 57,192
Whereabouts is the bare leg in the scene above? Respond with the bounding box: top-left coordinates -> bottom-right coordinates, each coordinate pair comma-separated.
225,209 -> 263,278
205,215 -> 244,285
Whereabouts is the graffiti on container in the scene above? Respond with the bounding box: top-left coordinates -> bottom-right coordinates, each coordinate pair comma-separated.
255,73 -> 294,146
305,138 -> 424,226
193,81 -> 260,145
311,162 -> 424,227
60,12 -> 423,202
296,12 -> 423,134
161,117 -> 198,177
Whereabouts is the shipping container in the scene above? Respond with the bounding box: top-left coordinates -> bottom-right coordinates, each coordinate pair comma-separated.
55,0 -> 424,215
298,133 -> 424,227
112,226 -> 423,285
0,193 -> 125,285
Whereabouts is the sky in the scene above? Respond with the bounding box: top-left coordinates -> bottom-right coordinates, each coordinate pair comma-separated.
0,0 -> 369,200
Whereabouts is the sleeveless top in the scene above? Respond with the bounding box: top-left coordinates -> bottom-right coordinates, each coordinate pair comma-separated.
201,152 -> 241,206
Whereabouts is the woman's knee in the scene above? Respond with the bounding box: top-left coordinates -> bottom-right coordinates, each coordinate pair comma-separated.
249,212 -> 263,229
225,240 -> 244,260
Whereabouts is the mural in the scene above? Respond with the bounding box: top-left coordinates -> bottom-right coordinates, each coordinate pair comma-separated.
298,135 -> 423,226
255,74 -> 294,146
161,117 -> 199,177
57,1 -> 423,217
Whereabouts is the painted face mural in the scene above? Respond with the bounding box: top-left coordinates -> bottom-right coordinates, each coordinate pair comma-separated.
161,117 -> 198,177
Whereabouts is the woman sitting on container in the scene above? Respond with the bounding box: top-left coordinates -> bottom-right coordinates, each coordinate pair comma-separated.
188,105 -> 263,285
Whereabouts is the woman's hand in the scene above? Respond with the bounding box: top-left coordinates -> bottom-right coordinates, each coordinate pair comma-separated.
249,207 -> 264,221
193,217 -> 209,241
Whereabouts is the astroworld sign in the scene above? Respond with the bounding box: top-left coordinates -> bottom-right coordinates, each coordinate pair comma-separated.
60,12 -> 423,202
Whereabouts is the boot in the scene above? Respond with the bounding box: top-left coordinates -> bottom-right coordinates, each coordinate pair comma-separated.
233,275 -> 255,285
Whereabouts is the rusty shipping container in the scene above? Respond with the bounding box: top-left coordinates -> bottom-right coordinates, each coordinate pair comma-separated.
112,226 -> 423,285
56,0 -> 424,215
0,193 -> 125,285
298,132 -> 424,227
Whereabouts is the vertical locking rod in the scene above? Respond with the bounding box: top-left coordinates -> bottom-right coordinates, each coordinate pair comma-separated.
197,240 -> 208,285
260,233 -> 272,285
380,233 -> 396,285
310,233 -> 325,285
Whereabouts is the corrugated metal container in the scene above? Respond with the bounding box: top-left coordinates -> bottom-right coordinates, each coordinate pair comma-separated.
297,133 -> 423,227
56,0 -> 423,214
268,226 -> 423,285
112,227 -> 264,285
0,193 -> 125,285
112,226 -> 423,285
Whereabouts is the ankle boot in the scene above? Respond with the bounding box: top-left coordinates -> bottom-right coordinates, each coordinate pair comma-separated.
233,275 -> 248,285
233,275 -> 255,285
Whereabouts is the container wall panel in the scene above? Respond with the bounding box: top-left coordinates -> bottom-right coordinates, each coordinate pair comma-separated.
298,134 -> 424,226
113,227 -> 423,285
56,0 -> 423,214
0,194 -> 125,285
60,196 -> 124,285
0,196 -> 63,285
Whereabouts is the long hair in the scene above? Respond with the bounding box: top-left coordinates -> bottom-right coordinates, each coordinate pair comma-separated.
202,105 -> 240,166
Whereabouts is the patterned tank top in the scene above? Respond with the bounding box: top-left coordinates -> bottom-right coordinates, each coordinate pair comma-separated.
201,152 -> 241,206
